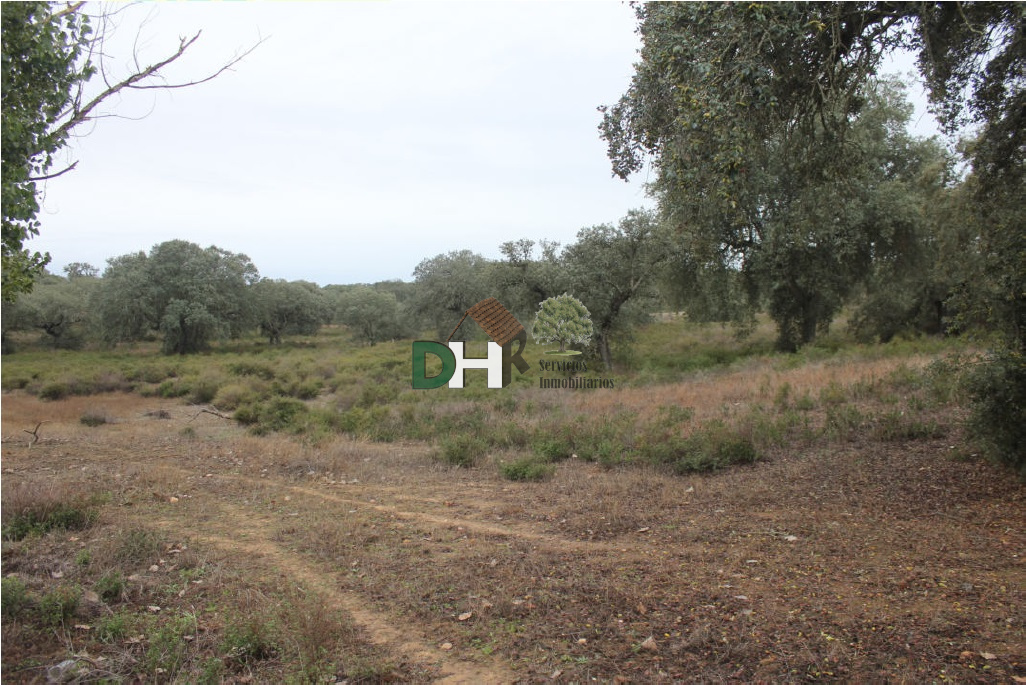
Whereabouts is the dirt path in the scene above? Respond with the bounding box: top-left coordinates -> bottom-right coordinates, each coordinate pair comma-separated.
151,504 -> 517,684
3,393 -> 1025,683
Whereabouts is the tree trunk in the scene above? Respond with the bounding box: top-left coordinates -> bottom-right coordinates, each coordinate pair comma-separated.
598,334 -> 613,370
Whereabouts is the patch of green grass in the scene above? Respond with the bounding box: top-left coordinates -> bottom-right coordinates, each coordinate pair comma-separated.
2,488 -> 101,541
95,610 -> 132,643
872,410 -> 944,442
111,527 -> 164,565
144,611 -> 198,678
221,617 -> 280,665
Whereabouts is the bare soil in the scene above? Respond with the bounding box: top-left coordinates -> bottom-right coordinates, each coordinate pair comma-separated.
2,391 -> 1024,683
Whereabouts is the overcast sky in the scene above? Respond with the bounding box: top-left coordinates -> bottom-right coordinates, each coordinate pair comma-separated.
31,2 -> 939,287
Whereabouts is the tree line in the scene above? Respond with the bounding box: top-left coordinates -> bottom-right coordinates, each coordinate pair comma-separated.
1,74 -> 1014,369
0,71 -> 1006,368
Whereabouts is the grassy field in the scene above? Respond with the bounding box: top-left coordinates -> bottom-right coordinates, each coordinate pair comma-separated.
2,320 -> 1023,682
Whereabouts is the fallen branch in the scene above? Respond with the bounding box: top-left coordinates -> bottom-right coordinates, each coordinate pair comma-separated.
23,421 -> 49,446
190,407 -> 234,422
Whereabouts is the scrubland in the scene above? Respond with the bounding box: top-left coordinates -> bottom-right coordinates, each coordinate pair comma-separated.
2,320 -> 1023,682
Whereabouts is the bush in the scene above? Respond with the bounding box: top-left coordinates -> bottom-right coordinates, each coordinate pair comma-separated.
95,571 -> 126,603
667,427 -> 759,474
38,585 -> 81,626
189,377 -> 223,404
158,379 -> 190,398
500,456 -> 555,481
228,361 -> 276,380
95,611 -> 131,643
964,350 -> 1026,474
80,410 -> 110,427
437,434 -> 486,468
213,381 -> 260,411
1,576 -> 30,618
235,397 -> 310,434
39,382 -> 70,401
531,431 -> 574,462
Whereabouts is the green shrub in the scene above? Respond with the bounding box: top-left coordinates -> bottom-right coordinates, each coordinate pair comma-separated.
213,381 -> 259,411
500,457 -> 555,481
819,381 -> 848,406
2,376 -> 31,391
38,585 -> 81,626
145,612 -> 197,677
437,434 -> 486,468
189,377 -> 222,404
228,361 -> 276,380
873,410 -> 943,441
158,379 -> 189,398
668,427 -> 758,474
823,404 -> 865,441
95,611 -> 131,643
1,576 -> 30,618
39,382 -> 70,401
95,570 -> 126,603
357,381 -> 398,407
531,431 -> 574,462
221,618 -> 279,664
238,397 -> 310,435
964,350 -> 1026,474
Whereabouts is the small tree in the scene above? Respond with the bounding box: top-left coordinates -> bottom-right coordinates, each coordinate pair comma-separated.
532,294 -> 593,354
252,279 -> 329,345
335,286 -> 408,346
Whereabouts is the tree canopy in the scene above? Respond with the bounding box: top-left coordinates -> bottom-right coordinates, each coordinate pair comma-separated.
2,1 -> 93,299
96,240 -> 259,354
601,1 -> 1023,351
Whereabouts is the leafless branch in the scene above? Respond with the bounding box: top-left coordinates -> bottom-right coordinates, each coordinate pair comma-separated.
129,34 -> 264,90
27,161 -> 79,182
190,407 -> 234,422
23,421 -> 49,447
46,9 -> 266,153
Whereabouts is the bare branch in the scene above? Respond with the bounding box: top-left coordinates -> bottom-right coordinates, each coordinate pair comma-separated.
27,161 -> 79,182
190,407 -> 234,422
129,35 -> 265,90
48,22 -> 266,152
23,421 -> 49,447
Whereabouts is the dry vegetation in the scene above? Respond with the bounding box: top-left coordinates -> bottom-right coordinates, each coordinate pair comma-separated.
2,321 -> 1024,682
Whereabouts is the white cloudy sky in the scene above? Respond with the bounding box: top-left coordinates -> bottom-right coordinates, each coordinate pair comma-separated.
31,2 -> 938,286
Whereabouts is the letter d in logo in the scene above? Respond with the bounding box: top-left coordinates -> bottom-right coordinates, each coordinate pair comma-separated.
411,341 -> 456,389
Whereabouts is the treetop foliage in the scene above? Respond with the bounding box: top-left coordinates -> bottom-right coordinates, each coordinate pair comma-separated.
2,1 -> 93,299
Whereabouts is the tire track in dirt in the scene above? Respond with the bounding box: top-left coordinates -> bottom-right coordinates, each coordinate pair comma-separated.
149,502 -> 519,684
181,469 -> 678,556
